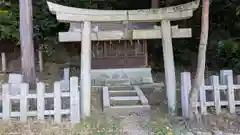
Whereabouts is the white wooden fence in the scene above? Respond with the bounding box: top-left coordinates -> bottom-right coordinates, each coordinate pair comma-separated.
0,77 -> 80,124
181,70 -> 240,117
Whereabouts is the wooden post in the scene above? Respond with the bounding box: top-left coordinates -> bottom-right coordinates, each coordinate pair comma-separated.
180,72 -> 191,117
80,21 -> 92,118
2,84 -> 10,121
211,75 -> 221,115
161,20 -> 176,114
70,77 -> 80,123
54,81 -> 61,123
20,83 -> 28,122
38,50 -> 43,72
199,77 -> 206,114
19,0 -> 36,88
227,75 -> 235,113
103,87 -> 110,108
1,52 -> 6,72
220,70 -> 232,99
37,82 -> 45,120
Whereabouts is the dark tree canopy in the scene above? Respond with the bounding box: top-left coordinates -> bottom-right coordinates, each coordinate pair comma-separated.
0,0 -> 240,71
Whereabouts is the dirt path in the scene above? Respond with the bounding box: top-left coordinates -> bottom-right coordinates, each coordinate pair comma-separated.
120,114 -> 153,135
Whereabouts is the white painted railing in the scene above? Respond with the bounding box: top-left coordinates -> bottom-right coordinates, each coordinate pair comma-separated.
181,70 -> 240,117
0,77 -> 80,124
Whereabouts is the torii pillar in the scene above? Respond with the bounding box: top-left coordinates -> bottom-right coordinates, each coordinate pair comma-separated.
161,20 -> 176,114
152,0 -> 176,114
80,21 -> 92,118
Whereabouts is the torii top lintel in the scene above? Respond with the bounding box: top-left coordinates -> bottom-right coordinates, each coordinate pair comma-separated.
47,1 -> 199,22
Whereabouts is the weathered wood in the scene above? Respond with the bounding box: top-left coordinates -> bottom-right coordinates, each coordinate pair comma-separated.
180,72 -> 191,117
38,50 -> 43,72
199,77 -> 206,114
103,87 -> 110,108
0,79 -> 81,123
54,81 -> 61,123
133,85 -> 148,105
236,75 -> 240,99
227,75 -> 235,113
211,75 -> 221,115
220,70 -> 233,98
37,82 -> 45,120
80,21 -> 92,118
188,0 -> 209,119
47,1 -> 199,22
70,77 -> 80,124
220,70 -> 233,85
20,83 -> 28,121
58,28 -> 192,42
181,71 -> 240,115
1,52 -> 6,72
60,68 -> 70,91
19,0 -> 36,88
161,20 -> 176,114
2,84 -> 10,120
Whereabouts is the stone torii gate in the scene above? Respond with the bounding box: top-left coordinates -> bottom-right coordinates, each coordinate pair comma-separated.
47,1 -> 199,116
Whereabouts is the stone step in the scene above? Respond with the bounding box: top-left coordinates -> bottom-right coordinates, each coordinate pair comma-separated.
110,100 -> 141,106
109,90 -> 137,97
105,105 -> 151,116
110,96 -> 140,101
110,96 -> 141,106
110,105 -> 150,109
105,79 -> 131,86
108,86 -> 133,91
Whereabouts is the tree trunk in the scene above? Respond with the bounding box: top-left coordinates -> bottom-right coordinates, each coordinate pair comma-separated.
188,0 -> 209,119
151,0 -> 159,8
19,0 -> 36,89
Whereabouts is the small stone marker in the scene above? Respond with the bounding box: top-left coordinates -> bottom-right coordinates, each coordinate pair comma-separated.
8,73 -> 23,95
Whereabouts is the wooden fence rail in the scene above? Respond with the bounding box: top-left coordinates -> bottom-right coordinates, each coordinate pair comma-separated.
0,51 -> 43,73
0,76 -> 80,124
181,70 -> 240,117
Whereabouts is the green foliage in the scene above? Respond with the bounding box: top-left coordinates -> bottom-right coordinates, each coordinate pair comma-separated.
216,39 -> 240,72
1,0 -> 240,71
0,0 -> 116,43
0,1 -> 19,42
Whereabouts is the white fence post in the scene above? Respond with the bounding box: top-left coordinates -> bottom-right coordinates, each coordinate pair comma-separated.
20,83 -> 28,122
211,75 -> 221,115
37,82 -> 45,120
180,72 -> 191,117
200,77 -> 207,114
227,75 -> 235,113
70,77 -> 80,124
64,68 -> 70,82
54,81 -> 61,123
236,75 -> 240,99
1,52 -> 6,72
220,70 -> 233,97
2,84 -> 10,120
220,70 -> 233,84
60,68 -> 70,91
